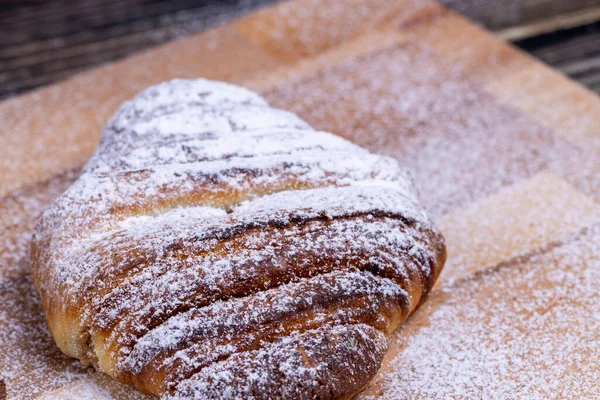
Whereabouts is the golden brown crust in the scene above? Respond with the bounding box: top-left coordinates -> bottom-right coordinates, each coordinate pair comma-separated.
0,377 -> 6,400
168,324 -> 389,400
30,79 -> 445,399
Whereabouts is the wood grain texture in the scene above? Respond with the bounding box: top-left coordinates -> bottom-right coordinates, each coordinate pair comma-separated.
443,0 -> 600,31
497,5 -> 600,40
2,0 -> 600,99
0,0 -> 279,98
516,21 -> 600,93
1,0 -> 600,398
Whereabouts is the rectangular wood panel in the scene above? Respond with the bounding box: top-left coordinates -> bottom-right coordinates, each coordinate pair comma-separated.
1,0 -> 599,398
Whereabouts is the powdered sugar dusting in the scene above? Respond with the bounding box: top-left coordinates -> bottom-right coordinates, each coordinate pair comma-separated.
1,6 -> 599,397
42,379 -> 114,400
167,324 -> 389,400
360,225 -> 600,399
29,78 -> 443,398
1,0 -> 599,395
0,173 -> 107,400
265,40 -> 582,218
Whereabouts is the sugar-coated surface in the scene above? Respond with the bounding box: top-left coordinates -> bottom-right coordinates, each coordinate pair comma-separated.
28,79 -> 443,399
360,224 -> 600,399
2,0 -> 600,396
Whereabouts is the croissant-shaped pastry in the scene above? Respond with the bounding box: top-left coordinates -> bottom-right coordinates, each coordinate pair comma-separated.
30,79 -> 446,399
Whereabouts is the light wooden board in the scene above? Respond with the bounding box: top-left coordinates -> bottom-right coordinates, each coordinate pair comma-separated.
1,0 -> 600,398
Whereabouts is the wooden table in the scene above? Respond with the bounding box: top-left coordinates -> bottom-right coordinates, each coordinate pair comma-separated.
1,0 -> 600,99
1,0 -> 600,399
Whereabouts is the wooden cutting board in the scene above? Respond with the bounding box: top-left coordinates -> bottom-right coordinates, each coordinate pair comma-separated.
2,0 -> 600,398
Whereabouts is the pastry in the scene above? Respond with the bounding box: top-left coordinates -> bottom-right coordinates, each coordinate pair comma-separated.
30,79 -> 446,399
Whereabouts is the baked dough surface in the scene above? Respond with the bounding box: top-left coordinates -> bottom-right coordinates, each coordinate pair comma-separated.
30,79 -> 446,399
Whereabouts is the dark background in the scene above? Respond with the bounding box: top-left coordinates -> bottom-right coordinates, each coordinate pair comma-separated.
1,0 -> 600,100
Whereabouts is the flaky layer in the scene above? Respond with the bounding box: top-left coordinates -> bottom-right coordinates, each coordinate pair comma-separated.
30,79 -> 446,399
